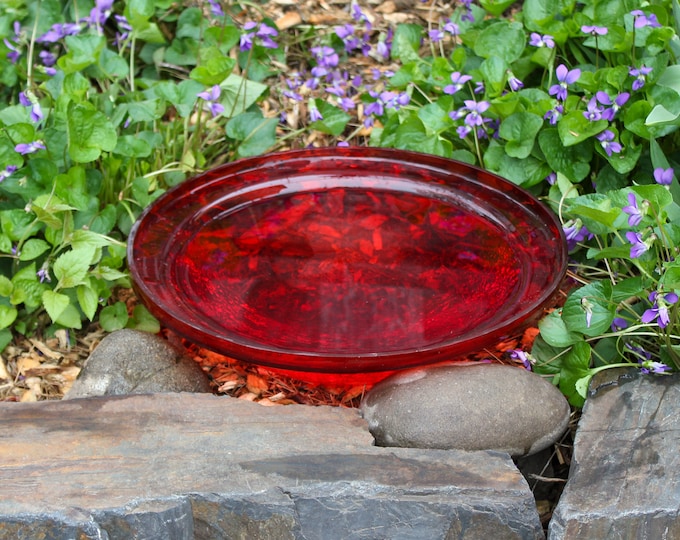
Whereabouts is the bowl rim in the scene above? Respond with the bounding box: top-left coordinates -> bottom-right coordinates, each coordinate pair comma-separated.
128,147 -> 567,372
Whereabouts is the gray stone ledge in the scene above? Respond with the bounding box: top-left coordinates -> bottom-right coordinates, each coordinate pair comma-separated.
0,393 -> 543,540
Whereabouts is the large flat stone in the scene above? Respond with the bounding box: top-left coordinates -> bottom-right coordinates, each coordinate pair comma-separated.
0,393 -> 543,539
549,369 -> 680,539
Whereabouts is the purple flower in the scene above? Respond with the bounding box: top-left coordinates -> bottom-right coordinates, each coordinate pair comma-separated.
544,103 -> 564,125
630,65 -> 652,91
549,64 -> 581,101
596,130 -> 622,156
239,22 -> 278,51
197,85 -> 224,117
443,72 -> 472,95
583,97 -> 603,121
563,219 -> 592,250
581,25 -> 608,36
4,21 -> 21,63
473,81 -> 485,95
597,91 -> 629,120
311,46 -> 339,77
15,141 -> 46,155
631,10 -> 661,28
428,29 -> 444,43
463,100 -> 490,127
442,20 -> 459,36
0,165 -> 17,183
641,291 -> 679,329
208,0 -> 224,17
509,349 -> 534,371
507,72 -> 523,92
611,317 -> 628,331
654,167 -> 674,186
38,23 -> 81,43
622,192 -> 644,227
545,172 -> 557,185
625,231 -> 649,258
37,267 -> 51,283
529,32 -> 555,48
19,91 -> 43,123
83,0 -> 114,30
456,125 -> 472,139
640,360 -> 672,374
309,105 -> 323,122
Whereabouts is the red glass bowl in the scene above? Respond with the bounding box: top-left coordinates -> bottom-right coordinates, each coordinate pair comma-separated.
128,147 -> 566,374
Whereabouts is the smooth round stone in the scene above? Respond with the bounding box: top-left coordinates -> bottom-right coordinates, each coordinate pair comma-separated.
360,363 -> 571,457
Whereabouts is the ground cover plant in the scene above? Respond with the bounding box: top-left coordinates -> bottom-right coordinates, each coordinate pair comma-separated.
1,0 -> 680,406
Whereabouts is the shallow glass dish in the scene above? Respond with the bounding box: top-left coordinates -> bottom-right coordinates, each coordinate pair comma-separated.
128,147 -> 567,374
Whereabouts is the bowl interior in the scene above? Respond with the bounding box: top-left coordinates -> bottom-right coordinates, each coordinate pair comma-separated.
129,148 -> 566,373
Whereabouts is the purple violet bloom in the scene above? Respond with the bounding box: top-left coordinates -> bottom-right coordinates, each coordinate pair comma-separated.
596,130 -> 622,156
456,125 -> 472,139
4,21 -> 21,63
309,105 -> 323,122
611,317 -> 628,331
509,349 -> 533,370
581,25 -> 608,36
545,172 -> 557,185
19,91 -> 43,123
626,231 -> 649,258
597,91 -> 629,121
0,165 -> 17,183
443,72 -> 472,95
583,97 -> 603,121
463,100 -> 490,127
37,267 -> 51,283
563,219 -> 592,250
507,72 -> 523,92
38,23 -> 81,43
529,32 -> 555,48
640,360 -> 672,374
654,167 -> 674,186
549,64 -> 581,101
443,20 -> 459,36
544,103 -> 564,125
428,29 -> 444,43
197,86 -> 224,117
208,0 -> 224,17
474,81 -> 485,95
630,65 -> 652,90
15,141 -> 46,155
622,192 -> 644,227
84,0 -> 114,31
641,291 -> 679,329
631,10 -> 661,28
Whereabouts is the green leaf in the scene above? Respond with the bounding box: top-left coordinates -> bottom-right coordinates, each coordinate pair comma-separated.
499,112 -> 543,159
18,239 -> 50,261
562,281 -> 615,337
67,103 -> 117,163
53,247 -> 95,289
113,135 -> 152,158
538,128 -> 591,182
226,112 -> 277,158
190,47 -> 236,86
474,21 -> 525,63
128,304 -> 160,333
479,56 -> 508,97
565,193 -> 621,234
77,284 -> 99,321
0,276 -> 12,297
391,24 -> 422,63
55,166 -> 90,211
478,0 -> 516,16
57,35 -> 105,74
310,100 -> 351,136
538,310 -> 582,347
220,74 -> 268,117
100,301 -> 129,332
42,290 -> 70,322
418,97 -> 454,134
558,341 -> 593,407
558,111 -> 608,146
0,304 -> 17,330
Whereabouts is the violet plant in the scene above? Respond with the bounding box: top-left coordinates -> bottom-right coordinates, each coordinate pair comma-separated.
2,0 -> 680,408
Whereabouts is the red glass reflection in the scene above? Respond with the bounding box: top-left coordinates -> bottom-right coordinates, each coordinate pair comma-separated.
129,148 -> 566,374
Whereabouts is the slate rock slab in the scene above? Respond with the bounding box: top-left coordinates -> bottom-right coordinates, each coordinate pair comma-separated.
548,368 -> 680,539
0,392 -> 543,540
361,363 -> 570,457
64,328 -> 212,398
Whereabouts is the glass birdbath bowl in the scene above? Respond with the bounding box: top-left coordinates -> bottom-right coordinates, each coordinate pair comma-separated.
128,147 -> 566,382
